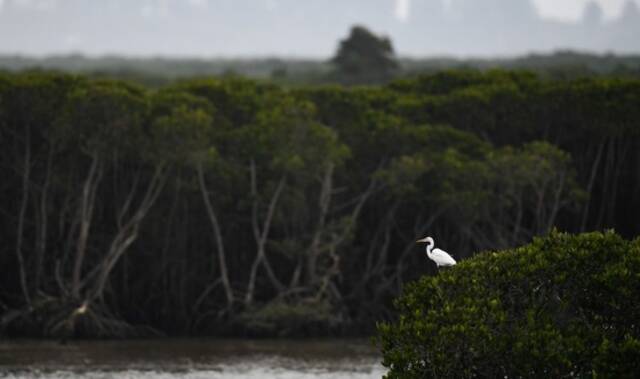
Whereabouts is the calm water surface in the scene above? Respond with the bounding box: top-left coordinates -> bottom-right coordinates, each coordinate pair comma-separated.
0,339 -> 385,379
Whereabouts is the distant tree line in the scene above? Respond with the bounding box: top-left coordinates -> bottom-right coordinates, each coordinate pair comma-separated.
0,70 -> 639,338
2,33 -> 640,87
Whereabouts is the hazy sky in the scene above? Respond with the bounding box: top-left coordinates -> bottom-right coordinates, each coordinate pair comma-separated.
0,0 -> 632,21
0,0 -> 639,57
532,0 -> 630,21
396,0 -> 632,21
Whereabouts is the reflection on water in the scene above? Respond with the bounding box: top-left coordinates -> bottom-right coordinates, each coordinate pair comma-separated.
0,339 -> 384,379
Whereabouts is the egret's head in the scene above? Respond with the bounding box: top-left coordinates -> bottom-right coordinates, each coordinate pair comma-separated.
416,236 -> 434,245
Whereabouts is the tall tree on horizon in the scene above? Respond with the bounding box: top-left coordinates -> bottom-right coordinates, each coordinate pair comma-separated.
330,25 -> 399,85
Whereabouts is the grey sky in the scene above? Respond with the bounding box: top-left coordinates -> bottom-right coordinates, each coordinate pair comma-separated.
532,0 -> 630,21
0,0 -> 639,57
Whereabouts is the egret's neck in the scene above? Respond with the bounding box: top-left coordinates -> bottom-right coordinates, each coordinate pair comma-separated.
425,241 -> 434,255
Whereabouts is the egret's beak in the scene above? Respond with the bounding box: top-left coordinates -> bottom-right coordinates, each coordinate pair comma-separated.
416,237 -> 428,243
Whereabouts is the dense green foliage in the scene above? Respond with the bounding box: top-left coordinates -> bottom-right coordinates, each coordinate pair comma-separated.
378,231 -> 640,378
0,70 -> 639,338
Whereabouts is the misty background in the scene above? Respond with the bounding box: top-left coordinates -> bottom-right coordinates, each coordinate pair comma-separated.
1,2 -> 640,377
1,0 -> 639,58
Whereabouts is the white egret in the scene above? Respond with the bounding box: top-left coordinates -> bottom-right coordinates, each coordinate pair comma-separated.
416,236 -> 456,268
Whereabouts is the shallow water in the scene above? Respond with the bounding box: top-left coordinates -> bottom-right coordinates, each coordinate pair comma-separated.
0,339 -> 385,379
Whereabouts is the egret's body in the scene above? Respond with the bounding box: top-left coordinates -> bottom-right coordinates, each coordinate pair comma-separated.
417,236 -> 456,268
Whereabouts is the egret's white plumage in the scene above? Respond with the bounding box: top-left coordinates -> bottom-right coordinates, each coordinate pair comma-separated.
416,236 -> 456,268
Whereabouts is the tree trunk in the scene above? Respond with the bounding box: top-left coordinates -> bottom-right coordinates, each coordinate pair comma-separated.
245,160 -> 286,306
34,145 -> 54,292
15,125 -> 32,306
580,140 -> 605,232
547,170 -> 567,232
197,162 -> 234,310
88,165 -> 167,303
72,155 -> 103,300
595,138 -> 616,228
305,163 -> 334,287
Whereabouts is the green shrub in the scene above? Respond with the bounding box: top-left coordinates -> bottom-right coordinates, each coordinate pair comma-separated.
377,231 -> 640,378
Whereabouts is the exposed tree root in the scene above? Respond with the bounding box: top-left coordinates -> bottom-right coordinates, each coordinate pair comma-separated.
1,296 -> 161,339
